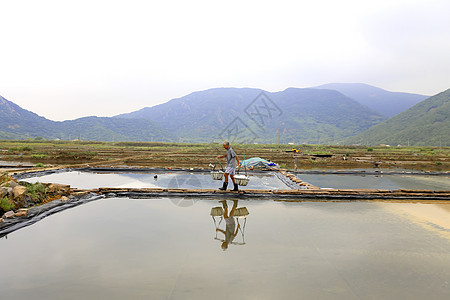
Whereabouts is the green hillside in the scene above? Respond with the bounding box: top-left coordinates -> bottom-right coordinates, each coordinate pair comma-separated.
0,95 -> 55,139
347,89 -> 450,146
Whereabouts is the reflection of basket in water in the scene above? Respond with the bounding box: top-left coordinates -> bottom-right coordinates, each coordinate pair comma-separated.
234,174 -> 249,186
233,207 -> 249,217
210,206 -> 249,217
210,206 -> 224,216
211,171 -> 224,180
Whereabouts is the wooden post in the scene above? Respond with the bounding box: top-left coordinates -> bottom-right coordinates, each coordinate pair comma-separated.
278,129 -> 280,152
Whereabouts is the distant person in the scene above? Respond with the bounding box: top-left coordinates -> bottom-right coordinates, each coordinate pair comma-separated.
217,141 -> 240,191
216,200 -> 240,250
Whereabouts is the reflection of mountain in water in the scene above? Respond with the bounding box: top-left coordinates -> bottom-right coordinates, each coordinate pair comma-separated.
297,174 -> 402,190
167,174 -> 203,189
107,172 -> 288,190
387,175 -> 450,190
293,173 -> 450,190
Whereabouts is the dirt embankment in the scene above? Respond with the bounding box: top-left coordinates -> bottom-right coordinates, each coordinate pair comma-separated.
1,141 -> 449,171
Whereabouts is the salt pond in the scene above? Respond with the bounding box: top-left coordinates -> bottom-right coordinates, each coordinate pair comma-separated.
22,171 -> 290,190
21,169 -> 450,191
1,198 -> 449,299
5,169 -> 450,298
296,173 -> 450,190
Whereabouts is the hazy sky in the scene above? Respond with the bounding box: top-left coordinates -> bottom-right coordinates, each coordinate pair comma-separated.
1,0 -> 449,121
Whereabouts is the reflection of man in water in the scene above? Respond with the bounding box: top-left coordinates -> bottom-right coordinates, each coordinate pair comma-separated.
216,200 -> 240,250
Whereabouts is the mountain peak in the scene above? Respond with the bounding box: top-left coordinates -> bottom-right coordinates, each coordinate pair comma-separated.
314,83 -> 428,117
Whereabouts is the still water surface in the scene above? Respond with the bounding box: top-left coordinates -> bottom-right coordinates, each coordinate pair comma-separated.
1,198 -> 450,299
23,171 -> 290,190
298,173 -> 450,190
23,170 -> 450,191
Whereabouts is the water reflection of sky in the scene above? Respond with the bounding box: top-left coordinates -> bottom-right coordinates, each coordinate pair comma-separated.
1,198 -> 449,299
0,160 -> 34,167
298,174 -> 450,190
23,171 -> 290,190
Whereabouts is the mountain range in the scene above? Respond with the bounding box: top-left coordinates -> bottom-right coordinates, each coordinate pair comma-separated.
1,83 -> 447,146
116,87 -> 386,144
0,96 -> 172,141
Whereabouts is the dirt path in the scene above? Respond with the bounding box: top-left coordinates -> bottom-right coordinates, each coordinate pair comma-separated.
1,141 -> 449,172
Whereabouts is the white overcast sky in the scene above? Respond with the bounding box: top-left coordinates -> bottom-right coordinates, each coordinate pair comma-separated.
1,0 -> 449,121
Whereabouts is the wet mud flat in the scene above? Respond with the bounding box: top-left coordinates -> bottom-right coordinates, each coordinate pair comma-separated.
1,198 -> 450,299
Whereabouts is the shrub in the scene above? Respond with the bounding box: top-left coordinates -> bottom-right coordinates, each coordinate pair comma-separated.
23,182 -> 48,201
35,163 -> 46,168
19,146 -> 33,152
9,146 -> 33,152
55,151 -> 98,160
0,173 -> 10,185
367,147 -> 374,152
0,196 -> 15,212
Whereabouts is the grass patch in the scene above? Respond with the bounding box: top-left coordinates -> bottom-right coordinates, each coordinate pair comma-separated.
22,182 -> 48,201
1,172 -> 10,185
55,151 -> 98,160
0,196 -> 15,212
308,151 -> 332,155
7,146 -> 33,152
1,140 -> 449,171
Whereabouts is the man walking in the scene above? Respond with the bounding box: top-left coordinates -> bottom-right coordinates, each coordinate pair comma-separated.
217,141 -> 240,191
